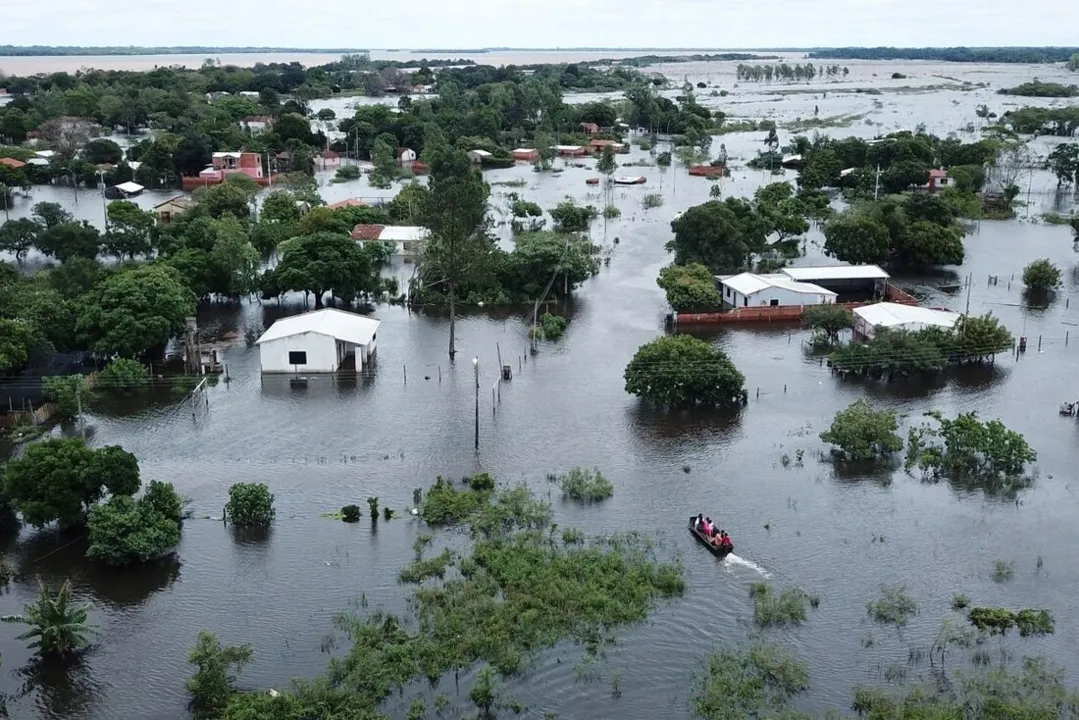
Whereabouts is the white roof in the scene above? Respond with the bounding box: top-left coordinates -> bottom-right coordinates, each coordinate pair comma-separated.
781,265 -> 890,282
255,308 -> 381,347
854,303 -> 960,329
378,226 -> 429,242
840,167 -> 857,177
512,148 -> 536,153
720,272 -> 836,297
26,158 -> 50,166
470,149 -> 492,157
553,144 -> 584,151
212,151 -> 243,159
34,150 -> 56,158
127,161 -> 141,170
115,181 -> 144,193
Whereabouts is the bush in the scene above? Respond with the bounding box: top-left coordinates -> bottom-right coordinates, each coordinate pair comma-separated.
802,305 -> 853,344
99,358 -> 149,392
541,313 -> 567,339
334,164 -> 362,182
1022,258 -> 1062,292
42,374 -> 92,422
749,583 -> 811,627
225,483 -> 275,527
366,496 -> 379,517
820,399 -> 903,461
692,644 -> 809,719
398,548 -> 454,583
656,263 -> 722,312
624,334 -> 745,407
552,468 -> 614,502
341,504 -> 361,522
642,193 -> 663,209
866,583 -> 918,626
421,478 -> 490,525
468,473 -> 495,491
603,204 -> 621,219
187,631 -> 253,720
87,490 -> 182,566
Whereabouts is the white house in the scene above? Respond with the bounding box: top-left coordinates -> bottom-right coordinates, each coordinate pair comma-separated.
350,224 -> 429,257
255,308 -> 381,373
717,272 -> 837,309
853,303 -> 960,340
467,149 -> 492,163
397,147 -> 417,166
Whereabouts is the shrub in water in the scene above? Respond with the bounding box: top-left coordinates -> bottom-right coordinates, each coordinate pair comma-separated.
367,496 -> 379,517
225,483 -> 275,527
553,468 -> 614,503
541,313 -> 568,340
341,505 -> 361,523
866,583 -> 918,626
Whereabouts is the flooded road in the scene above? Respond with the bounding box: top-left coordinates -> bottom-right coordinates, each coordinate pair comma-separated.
2,57 -> 1079,718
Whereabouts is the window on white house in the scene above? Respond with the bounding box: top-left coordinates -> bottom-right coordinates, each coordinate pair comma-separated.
769,298 -> 780,306
288,351 -> 307,365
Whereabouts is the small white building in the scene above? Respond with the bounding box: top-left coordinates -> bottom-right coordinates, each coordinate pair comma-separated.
397,147 -> 417,166
717,272 -> 837,309
467,149 -> 492,164
255,308 -> 381,373
853,303 -> 960,340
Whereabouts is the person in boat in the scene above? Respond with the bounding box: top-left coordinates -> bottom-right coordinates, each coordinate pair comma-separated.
703,517 -> 713,536
711,531 -> 724,547
694,513 -> 704,531
719,530 -> 733,551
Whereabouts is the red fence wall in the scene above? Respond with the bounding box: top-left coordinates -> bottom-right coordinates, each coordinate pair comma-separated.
673,283 -> 920,325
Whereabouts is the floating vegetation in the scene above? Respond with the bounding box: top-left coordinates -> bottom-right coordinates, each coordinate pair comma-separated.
549,468 -> 614,503
867,584 -> 918,627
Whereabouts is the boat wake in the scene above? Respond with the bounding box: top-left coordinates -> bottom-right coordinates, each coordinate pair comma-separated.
723,553 -> 770,578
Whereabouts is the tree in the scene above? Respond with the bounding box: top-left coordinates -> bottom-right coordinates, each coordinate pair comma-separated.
77,264 -> 196,358
624,334 -> 745,407
905,411 -> 1036,492
87,484 -> 183,566
823,213 -> 891,265
896,220 -> 965,267
104,200 -> 156,259
549,200 -> 597,232
42,374 -> 92,422
880,160 -> 930,193
668,200 -> 756,272
386,182 -> 431,225
99,358 -> 149,392
802,305 -> 853,344
1047,143 -> 1079,186
225,482 -> 275,527
209,215 -> 260,297
502,232 -> 596,299
187,631 -> 254,720
656,263 -> 723,312
820,399 -> 903,461
37,221 -> 101,263
953,313 -> 1013,362
1022,258 -> 1062,292
422,145 -> 491,357
83,138 -> 124,165
2,438 -> 140,529
193,179 -> 257,219
260,190 -> 303,224
370,138 -> 397,185
0,217 -> 41,262
0,318 -> 34,373
32,201 -> 74,230
270,232 -> 382,308
1,579 -> 94,658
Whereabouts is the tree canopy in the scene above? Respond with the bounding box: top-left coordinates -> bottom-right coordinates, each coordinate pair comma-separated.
266,232 -> 385,308
624,334 -> 745,407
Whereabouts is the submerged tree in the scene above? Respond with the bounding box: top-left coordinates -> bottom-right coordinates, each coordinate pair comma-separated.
624,335 -> 745,407
820,399 -> 904,462
2,578 -> 95,658
187,630 -> 254,720
801,305 -> 853,345
692,644 -> 809,719
657,263 -> 723,312
1022,258 -> 1062,293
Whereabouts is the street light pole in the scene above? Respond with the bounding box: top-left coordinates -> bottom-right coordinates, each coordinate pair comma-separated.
473,357 -> 479,450
97,170 -> 109,232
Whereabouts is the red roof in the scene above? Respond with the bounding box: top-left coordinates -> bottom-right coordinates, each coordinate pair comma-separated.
330,198 -> 368,209
0,157 -> 26,168
929,169 -> 948,178
579,122 -> 599,134
350,224 -> 385,240
321,150 -> 341,159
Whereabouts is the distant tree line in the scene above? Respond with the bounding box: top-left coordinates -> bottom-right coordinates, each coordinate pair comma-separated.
736,63 -> 848,82
806,46 -> 1079,63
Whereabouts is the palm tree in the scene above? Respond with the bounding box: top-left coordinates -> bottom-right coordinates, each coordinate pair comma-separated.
2,578 -> 94,658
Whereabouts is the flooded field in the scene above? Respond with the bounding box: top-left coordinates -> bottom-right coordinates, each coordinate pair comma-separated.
2,56 -> 1079,718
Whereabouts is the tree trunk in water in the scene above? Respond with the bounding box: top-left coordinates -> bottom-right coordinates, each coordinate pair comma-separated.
314,291 -> 324,309
447,279 -> 457,358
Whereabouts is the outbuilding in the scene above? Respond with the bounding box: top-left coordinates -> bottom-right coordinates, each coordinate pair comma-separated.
511,148 -> 539,161
717,272 -> 837,309
853,303 -> 960,340
255,308 -> 381,373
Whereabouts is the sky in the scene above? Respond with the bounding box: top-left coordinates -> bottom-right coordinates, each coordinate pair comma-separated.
6,0 -> 1077,49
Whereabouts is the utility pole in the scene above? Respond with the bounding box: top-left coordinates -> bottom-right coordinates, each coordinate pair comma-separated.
472,357 -> 480,450
97,170 -> 109,232
874,163 -> 881,201
1,183 -> 8,222
76,382 -> 84,438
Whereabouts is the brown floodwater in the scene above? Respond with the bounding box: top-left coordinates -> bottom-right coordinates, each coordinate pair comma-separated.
2,56 -> 1079,719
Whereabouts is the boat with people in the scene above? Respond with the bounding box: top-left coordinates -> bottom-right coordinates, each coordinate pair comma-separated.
688,514 -> 733,556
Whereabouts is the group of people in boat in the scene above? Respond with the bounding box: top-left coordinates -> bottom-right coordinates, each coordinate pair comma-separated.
693,514 -> 733,551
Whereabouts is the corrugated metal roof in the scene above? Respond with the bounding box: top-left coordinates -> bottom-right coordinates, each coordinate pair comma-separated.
781,265 -> 890,282
256,309 -> 381,347
378,226 -> 429,242
720,272 -> 836,297
854,302 -> 960,329
115,181 -> 144,193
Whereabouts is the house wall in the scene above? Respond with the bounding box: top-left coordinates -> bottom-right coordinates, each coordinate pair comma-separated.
259,332 -> 339,373
720,284 -> 834,309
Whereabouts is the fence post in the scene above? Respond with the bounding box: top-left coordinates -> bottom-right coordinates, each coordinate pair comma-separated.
403,365 -> 407,384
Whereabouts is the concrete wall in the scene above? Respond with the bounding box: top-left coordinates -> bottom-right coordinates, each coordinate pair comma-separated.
259,332 -> 338,373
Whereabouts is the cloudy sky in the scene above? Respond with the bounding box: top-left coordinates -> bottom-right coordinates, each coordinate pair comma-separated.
8,0 -> 1075,48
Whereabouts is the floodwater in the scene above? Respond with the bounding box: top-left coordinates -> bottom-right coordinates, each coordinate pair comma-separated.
3,58 -> 1079,719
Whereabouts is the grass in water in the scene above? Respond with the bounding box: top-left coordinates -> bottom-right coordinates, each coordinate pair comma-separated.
749,583 -> 814,627
866,584 -> 919,626
398,548 -> 455,584
549,468 -> 614,503
992,559 -> 1015,583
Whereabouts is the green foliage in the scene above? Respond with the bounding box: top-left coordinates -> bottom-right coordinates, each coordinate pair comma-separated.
367,496 -> 379,517
501,231 -> 598,300
552,468 -> 613,502
801,305 -> 852,344
1,578 -> 94,658
657,263 -> 722,312
2,438 -> 140,528
867,584 -> 918,626
596,144 -> 618,176
510,198 -> 544,219
749,583 -> 812,627
992,559 -> 1015,583
386,182 -> 431,225
104,200 -> 156,260
87,485 -> 183,566
421,478 -> 490,525
624,334 -> 745,407
820,399 -> 904,461
952,593 -> 970,610
968,607 -> 1054,637
998,81 -> 1078,97
399,549 -> 454,584
341,505 -> 361,522
77,263 -> 196,358
549,200 -> 597,232
225,482 -> 275,527
540,313 -> 567,340
0,217 -> 41,262
905,411 -> 1036,493
823,213 -> 891,265
334,164 -> 362,181
667,199 -> 769,272
266,232 -> 384,307
1022,258 -> 1062,292
692,644 -> 809,719
187,630 -> 254,720
641,193 -> 663,209
37,221 -> 101,263
602,204 -> 621,219
470,666 -> 498,717
1046,143 -> 1079,186
99,358 -> 149,391
42,373 -> 92,422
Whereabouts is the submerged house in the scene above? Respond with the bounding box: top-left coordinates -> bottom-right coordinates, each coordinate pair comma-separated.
717,272 -> 837,309
853,303 -> 960,341
255,309 -> 380,373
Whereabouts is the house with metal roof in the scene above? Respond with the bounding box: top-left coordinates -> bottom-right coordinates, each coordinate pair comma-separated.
255,308 -> 380,373
717,272 -> 837,309
853,303 -> 960,340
